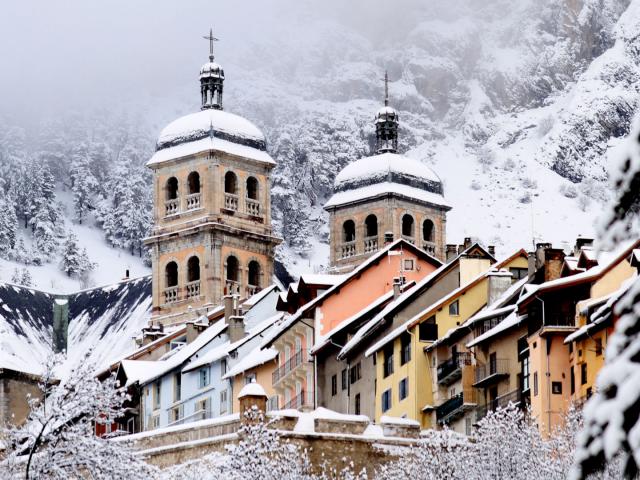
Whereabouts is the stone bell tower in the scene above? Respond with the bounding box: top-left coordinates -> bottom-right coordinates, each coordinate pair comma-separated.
144,30 -> 281,326
324,71 -> 450,272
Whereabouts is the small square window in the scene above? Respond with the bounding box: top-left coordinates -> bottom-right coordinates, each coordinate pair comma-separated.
552,381 -> 562,395
403,259 -> 415,271
449,300 -> 459,316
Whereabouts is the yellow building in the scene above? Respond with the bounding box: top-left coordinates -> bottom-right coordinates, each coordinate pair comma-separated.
144,35 -> 281,326
365,250 -> 528,427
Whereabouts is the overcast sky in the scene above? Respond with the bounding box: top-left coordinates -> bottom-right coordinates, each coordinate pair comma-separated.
0,0 -> 442,122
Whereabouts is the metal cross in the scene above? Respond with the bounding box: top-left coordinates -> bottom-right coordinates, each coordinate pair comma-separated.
203,28 -> 219,61
383,70 -> 389,106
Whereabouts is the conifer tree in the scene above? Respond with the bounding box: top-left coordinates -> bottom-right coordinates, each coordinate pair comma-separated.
0,194 -> 18,257
61,233 -> 82,277
70,145 -> 98,224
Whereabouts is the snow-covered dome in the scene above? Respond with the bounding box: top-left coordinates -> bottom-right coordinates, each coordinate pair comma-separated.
156,109 -> 267,152
375,105 -> 398,123
325,152 -> 448,209
200,61 -> 224,79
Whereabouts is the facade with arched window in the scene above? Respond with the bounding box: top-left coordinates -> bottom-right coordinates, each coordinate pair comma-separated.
145,44 -> 281,325
324,83 -> 450,271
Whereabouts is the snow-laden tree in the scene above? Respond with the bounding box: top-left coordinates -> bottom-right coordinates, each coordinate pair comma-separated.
572,113 -> 640,479
70,144 -> 99,224
0,354 -> 157,479
0,192 -> 18,257
11,267 -> 33,287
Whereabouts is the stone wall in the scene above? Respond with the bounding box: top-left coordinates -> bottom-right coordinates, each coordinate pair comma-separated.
0,370 -> 44,427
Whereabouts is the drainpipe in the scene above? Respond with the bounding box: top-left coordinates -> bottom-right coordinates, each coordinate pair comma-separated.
534,296 -> 552,433
405,325 -> 418,422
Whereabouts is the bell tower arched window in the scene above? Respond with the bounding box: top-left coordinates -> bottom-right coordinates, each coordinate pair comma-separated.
248,260 -> 261,289
225,171 -> 237,194
365,215 -> 378,238
246,177 -> 258,200
423,219 -> 434,242
343,220 -> 356,243
226,255 -> 239,294
188,172 -> 200,194
187,256 -> 200,282
402,214 -> 414,239
166,177 -> 179,200
165,262 -> 178,287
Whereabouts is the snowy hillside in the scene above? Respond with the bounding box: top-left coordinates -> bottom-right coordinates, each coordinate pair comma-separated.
1,0 -> 638,283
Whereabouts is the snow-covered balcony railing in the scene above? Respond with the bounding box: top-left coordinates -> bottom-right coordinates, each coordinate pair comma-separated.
186,192 -> 201,210
473,359 -> 510,388
364,236 -> 378,254
165,199 -> 179,216
246,284 -> 260,297
164,286 -> 179,304
284,389 -> 313,410
246,198 -> 261,216
475,389 -> 523,422
224,192 -> 239,212
272,350 -> 304,385
186,280 -> 201,299
225,280 -> 240,295
437,352 -> 472,386
341,241 -> 356,259
422,241 -> 437,256
401,235 -> 415,245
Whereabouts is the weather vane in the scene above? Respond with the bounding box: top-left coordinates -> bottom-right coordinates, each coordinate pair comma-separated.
203,28 -> 219,62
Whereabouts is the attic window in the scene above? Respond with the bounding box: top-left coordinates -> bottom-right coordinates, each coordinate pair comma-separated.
449,300 -> 460,316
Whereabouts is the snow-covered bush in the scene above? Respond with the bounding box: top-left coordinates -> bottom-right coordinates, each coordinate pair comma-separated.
560,183 -> 579,199
0,353 -> 156,479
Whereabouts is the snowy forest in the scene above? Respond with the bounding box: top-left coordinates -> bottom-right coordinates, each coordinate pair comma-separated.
1,0 -> 639,290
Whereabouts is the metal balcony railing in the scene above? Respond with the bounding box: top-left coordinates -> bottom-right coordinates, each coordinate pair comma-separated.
272,350 -> 304,384
284,389 -> 313,410
473,359 -> 510,388
475,389 -> 523,422
437,352 -> 472,385
436,393 -> 464,424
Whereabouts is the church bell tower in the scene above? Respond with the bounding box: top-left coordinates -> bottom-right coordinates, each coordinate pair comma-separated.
144,30 -> 281,326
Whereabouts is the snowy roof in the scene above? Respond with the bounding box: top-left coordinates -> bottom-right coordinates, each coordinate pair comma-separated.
326,152 -> 448,210
148,108 -> 273,167
466,312 -> 525,348
299,273 -> 348,287
238,381 -> 267,398
199,62 -> 224,78
119,360 -> 162,387
325,181 -> 451,210
183,313 -> 283,373
222,346 -> 278,379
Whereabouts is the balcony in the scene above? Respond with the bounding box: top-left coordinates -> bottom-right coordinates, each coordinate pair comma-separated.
437,352 -> 472,386
224,193 -> 238,212
186,193 -> 201,210
246,198 -> 261,216
272,350 -> 304,384
341,241 -> 356,259
475,389 -> 523,422
284,389 -> 314,410
422,241 -> 436,256
473,359 -> 510,388
164,286 -> 178,304
246,284 -> 261,297
436,391 -> 475,425
401,235 -> 415,245
364,236 -> 378,254
165,199 -> 179,216
225,280 -> 240,295
185,280 -> 200,299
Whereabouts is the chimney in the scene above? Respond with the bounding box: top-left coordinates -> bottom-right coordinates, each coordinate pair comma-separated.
228,315 -> 246,344
392,276 -> 403,299
534,243 -> 565,282
464,237 -> 473,250
123,269 -> 130,280
224,294 -> 235,322
574,237 -> 594,256
446,244 -> 458,262
527,251 -> 536,279
384,231 -> 394,246
488,245 -> 495,256
186,320 -> 207,343
487,269 -> 513,306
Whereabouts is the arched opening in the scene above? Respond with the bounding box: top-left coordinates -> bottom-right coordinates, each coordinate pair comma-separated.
248,260 -> 261,288
365,214 -> 378,238
246,177 -> 259,200
187,256 -> 200,282
226,256 -> 239,294
224,171 -> 237,194
166,177 -> 178,200
187,172 -> 200,194
343,220 -> 356,243
165,261 -> 178,288
423,219 -> 434,242
402,214 -> 414,238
